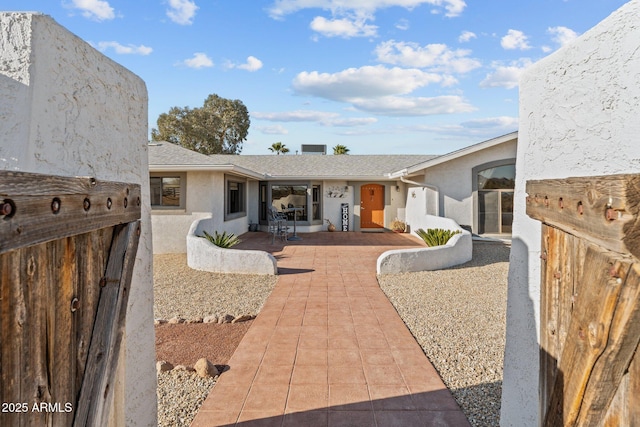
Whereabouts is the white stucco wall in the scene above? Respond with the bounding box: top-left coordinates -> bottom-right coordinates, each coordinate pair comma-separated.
501,2 -> 640,425
0,13 -> 156,426
421,139 -> 517,230
323,181 -> 354,231
151,170 -> 249,253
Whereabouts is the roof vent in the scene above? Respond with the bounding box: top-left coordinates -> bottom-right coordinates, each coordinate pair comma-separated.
301,144 -> 326,155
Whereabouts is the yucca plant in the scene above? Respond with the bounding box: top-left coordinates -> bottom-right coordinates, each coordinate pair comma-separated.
415,228 -> 461,247
199,230 -> 241,248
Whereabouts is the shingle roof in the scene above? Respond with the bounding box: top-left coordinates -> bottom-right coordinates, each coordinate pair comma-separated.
207,154 -> 437,178
148,142 -> 435,179
148,142 -> 221,166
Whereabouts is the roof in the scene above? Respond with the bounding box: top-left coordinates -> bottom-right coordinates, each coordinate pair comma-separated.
147,132 -> 518,180
148,142 -> 263,179
208,154 -> 436,179
387,131 -> 519,178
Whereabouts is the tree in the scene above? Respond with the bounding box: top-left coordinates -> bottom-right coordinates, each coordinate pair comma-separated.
268,142 -> 290,155
333,144 -> 350,155
151,94 -> 250,155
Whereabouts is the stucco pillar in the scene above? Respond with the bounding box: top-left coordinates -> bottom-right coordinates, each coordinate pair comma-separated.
0,13 -> 156,426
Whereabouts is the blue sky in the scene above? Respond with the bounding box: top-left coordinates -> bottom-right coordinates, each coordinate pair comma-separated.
2,0 -> 630,154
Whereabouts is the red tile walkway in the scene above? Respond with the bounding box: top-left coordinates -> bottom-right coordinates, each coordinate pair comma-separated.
191,232 -> 471,427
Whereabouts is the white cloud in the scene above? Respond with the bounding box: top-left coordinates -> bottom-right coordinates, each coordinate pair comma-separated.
267,0 -> 467,19
458,30 -> 476,43
460,116 -> 519,129
97,41 -> 152,55
480,59 -> 533,89
252,110 -> 339,122
548,26 -> 578,47
501,29 -> 531,50
181,52 -> 213,69
310,16 -> 377,38
374,40 -> 481,73
349,95 -> 476,116
228,56 -> 264,72
293,65 -> 443,101
167,0 -> 198,25
68,0 -> 115,21
256,125 -> 289,135
252,110 -> 377,126
395,18 -> 410,31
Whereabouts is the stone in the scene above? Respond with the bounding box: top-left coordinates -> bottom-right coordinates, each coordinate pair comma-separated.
173,365 -> 194,372
186,317 -> 203,324
231,314 -> 253,324
203,315 -> 218,324
218,314 -> 234,324
194,358 -> 219,378
168,316 -> 185,324
154,318 -> 167,326
156,360 -> 174,373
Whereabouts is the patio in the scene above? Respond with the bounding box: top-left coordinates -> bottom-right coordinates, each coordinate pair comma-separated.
191,231 -> 471,426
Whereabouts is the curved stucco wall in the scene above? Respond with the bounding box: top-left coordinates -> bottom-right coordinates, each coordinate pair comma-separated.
187,217 -> 277,275
376,215 -> 472,274
501,2 -> 640,425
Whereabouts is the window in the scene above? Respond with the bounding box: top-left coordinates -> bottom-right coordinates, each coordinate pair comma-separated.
258,182 -> 322,225
150,175 -> 184,208
225,177 -> 246,220
473,161 -> 515,234
312,185 -> 321,220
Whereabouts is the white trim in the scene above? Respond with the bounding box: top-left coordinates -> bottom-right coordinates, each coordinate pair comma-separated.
149,164 -> 264,179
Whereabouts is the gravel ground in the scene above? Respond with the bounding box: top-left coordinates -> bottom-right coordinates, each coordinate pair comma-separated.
378,241 -> 511,427
153,254 -> 277,320
154,254 -> 276,427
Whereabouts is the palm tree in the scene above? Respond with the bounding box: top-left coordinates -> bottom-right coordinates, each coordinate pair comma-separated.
333,144 -> 350,155
268,142 -> 290,155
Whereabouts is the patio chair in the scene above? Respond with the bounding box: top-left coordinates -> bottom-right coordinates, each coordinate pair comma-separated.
267,206 -> 289,244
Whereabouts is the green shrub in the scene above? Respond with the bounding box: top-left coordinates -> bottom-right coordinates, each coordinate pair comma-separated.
199,230 -> 241,248
415,228 -> 461,247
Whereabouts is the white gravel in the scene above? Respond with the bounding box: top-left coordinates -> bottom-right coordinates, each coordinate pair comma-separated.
154,254 -> 276,427
153,254 -> 277,320
377,240 -> 510,427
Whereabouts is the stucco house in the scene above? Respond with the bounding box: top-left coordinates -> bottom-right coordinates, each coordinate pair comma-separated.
149,131 -> 517,254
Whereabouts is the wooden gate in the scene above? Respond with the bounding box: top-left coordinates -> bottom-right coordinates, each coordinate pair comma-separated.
0,170 -> 141,427
526,174 -> 640,426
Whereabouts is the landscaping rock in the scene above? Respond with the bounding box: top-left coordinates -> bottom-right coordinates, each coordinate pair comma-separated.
203,315 -> 218,324
156,360 -> 174,373
218,314 -> 234,324
194,358 -> 219,378
168,316 -> 185,324
173,365 -> 194,372
232,314 -> 253,324
186,317 -> 203,324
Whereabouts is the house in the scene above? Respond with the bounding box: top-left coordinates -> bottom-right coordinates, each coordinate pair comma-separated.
148,132 -> 517,253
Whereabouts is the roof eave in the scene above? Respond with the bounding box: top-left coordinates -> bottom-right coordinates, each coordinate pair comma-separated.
149,164 -> 264,179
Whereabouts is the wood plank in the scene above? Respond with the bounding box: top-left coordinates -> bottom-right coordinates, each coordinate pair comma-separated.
0,171 -> 141,255
526,174 -> 640,259
576,261 -> 640,426
0,248 -> 24,427
544,243 -> 630,426
73,221 -> 140,427
629,344 -> 640,426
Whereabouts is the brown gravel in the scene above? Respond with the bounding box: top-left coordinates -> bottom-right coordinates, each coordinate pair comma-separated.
155,321 -> 252,367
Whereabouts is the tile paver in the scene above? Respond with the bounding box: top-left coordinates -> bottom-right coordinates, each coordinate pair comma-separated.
191,232 -> 471,427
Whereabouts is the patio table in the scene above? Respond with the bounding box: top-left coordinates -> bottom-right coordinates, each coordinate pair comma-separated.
285,207 -> 303,240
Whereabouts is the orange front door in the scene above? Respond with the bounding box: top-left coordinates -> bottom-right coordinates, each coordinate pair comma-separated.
360,184 -> 385,228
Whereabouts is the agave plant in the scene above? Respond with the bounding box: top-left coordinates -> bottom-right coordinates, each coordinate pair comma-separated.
415,228 -> 461,247
199,230 -> 241,248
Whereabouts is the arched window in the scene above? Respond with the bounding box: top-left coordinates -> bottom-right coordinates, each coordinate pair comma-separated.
473,161 -> 515,234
